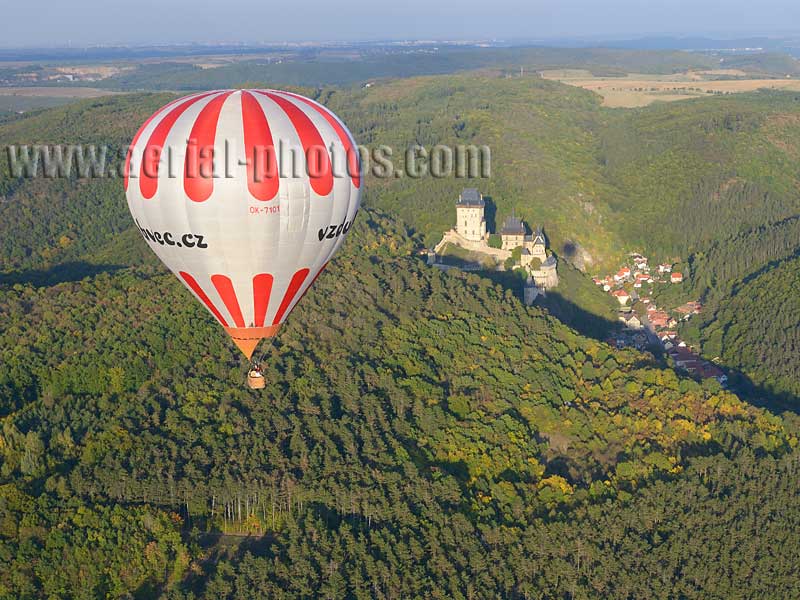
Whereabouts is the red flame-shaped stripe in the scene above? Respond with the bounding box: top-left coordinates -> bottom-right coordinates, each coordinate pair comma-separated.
184,91 -> 234,202
179,271 -> 229,327
272,268 -> 310,325
241,91 -> 279,201
279,92 -> 360,189
139,92 -> 217,200
252,273 -> 275,327
257,91 -> 333,197
211,274 -> 245,328
124,94 -> 187,192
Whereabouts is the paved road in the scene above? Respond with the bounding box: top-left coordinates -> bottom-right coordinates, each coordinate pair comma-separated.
637,310 -> 663,347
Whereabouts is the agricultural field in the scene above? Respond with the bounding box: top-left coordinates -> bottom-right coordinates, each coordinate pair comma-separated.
0,86 -> 119,113
541,69 -> 800,107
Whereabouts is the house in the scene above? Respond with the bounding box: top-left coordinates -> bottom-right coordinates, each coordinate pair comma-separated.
649,311 -> 670,328
671,272 -> 684,283
611,289 -> 631,305
614,267 -> 632,282
669,347 -> 700,370
676,301 -> 702,315
455,188 -> 487,242
619,312 -> 643,330
658,263 -> 672,274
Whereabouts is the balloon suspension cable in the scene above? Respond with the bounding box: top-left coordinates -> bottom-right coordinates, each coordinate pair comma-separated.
256,336 -> 278,366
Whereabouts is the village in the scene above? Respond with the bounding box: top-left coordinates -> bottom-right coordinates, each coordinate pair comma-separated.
592,255 -> 728,386
428,188 -> 727,387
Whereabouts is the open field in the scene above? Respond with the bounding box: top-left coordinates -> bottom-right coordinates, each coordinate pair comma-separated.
541,69 -> 800,107
0,86 -> 119,98
0,87 -> 120,113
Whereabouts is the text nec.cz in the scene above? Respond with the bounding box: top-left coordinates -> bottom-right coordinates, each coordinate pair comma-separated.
135,220 -> 208,249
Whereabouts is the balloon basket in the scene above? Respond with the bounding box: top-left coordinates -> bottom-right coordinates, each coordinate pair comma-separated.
247,371 -> 266,390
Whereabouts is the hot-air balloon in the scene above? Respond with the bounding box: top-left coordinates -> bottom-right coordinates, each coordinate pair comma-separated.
124,90 -> 361,388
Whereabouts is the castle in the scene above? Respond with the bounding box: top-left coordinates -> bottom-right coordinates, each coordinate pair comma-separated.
436,189 -> 558,300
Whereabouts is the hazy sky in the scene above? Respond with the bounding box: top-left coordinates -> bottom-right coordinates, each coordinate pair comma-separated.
2,0 -> 800,46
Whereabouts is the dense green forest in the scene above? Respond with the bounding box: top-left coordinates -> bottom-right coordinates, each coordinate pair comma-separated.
1,210 -> 798,598
680,255 -> 800,403
650,213 -> 800,404
1,61 -> 799,597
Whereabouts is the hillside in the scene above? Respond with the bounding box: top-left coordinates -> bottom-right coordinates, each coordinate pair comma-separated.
5,80 -> 800,274
1,207 -> 798,597
683,255 -> 800,404
2,80 -> 800,406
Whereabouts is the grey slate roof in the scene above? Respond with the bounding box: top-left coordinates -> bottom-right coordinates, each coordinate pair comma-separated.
457,188 -> 484,206
501,214 -> 526,235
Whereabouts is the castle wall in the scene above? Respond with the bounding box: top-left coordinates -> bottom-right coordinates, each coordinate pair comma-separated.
435,230 -> 511,261
501,233 -> 525,250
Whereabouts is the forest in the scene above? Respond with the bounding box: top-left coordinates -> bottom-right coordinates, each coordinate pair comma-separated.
0,63 -> 799,598
1,209 -> 798,598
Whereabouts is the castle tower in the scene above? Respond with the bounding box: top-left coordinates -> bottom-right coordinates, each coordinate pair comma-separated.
530,255 -> 559,290
456,188 -> 486,242
524,226 -> 547,262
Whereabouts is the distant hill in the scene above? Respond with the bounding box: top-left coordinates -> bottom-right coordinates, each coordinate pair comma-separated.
85,47 -> 718,90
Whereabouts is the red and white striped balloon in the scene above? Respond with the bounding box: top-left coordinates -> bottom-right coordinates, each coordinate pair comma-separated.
124,89 -> 361,359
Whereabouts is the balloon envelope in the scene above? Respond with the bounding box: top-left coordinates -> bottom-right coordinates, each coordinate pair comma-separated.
125,89 -> 361,358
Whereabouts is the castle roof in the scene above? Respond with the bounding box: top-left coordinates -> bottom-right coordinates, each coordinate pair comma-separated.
501,214 -> 526,235
457,188 -> 484,207
532,226 -> 545,245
